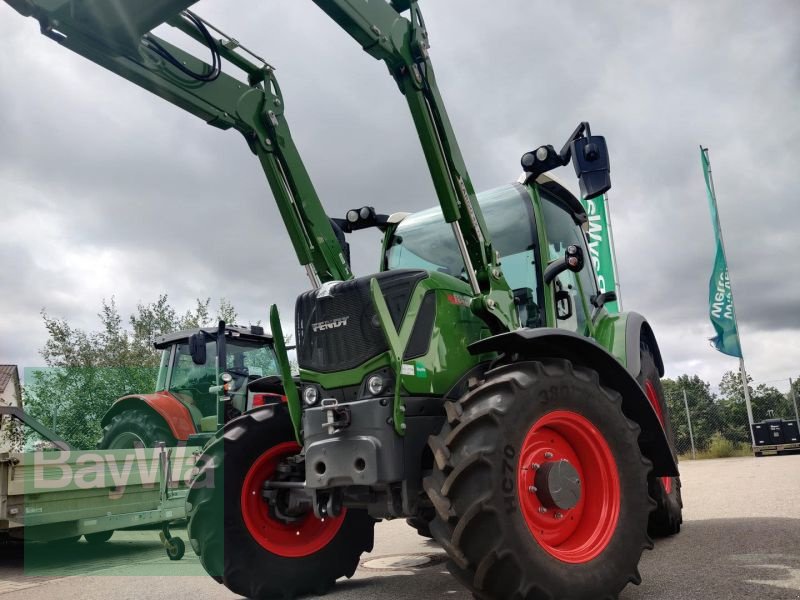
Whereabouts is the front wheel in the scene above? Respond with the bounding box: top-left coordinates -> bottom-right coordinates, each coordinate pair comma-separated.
187,406 -> 375,599
424,359 -> 653,600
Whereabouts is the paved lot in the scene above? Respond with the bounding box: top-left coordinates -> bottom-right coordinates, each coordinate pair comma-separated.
1,454 -> 799,599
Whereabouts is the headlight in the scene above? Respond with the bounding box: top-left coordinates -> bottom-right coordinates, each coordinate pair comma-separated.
303,386 -> 319,406
366,374 -> 385,396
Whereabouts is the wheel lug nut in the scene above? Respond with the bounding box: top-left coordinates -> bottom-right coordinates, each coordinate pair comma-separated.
528,485 -> 537,493
544,452 -> 554,459
531,463 -> 540,470
554,512 -> 563,520
538,506 -> 547,514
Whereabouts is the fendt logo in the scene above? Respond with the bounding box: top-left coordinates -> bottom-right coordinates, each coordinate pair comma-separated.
311,316 -> 349,333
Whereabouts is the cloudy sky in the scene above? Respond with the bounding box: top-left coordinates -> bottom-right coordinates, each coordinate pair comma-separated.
1,0 -> 798,391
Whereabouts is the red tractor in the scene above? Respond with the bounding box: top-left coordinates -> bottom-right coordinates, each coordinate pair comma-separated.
98,323 -> 284,449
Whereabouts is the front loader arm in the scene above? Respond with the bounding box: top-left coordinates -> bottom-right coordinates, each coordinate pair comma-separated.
5,0 -> 352,286
311,0 -> 518,333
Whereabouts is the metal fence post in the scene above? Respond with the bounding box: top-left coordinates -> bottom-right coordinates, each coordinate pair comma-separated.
682,388 -> 696,459
791,377 -> 800,427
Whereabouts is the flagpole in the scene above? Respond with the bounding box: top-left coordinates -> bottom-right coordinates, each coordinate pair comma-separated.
702,146 -> 756,445
604,194 -> 623,311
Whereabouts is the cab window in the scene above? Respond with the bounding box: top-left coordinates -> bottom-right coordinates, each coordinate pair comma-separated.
386,184 -> 544,327
540,190 -> 597,334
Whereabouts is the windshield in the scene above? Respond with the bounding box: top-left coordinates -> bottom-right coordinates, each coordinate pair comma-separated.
386,184 -> 536,281
386,183 -> 543,327
226,339 -> 279,379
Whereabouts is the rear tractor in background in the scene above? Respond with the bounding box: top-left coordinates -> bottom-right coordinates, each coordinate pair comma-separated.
98,323 -> 284,450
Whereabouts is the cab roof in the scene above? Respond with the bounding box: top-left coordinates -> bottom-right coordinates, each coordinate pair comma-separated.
154,325 -> 273,349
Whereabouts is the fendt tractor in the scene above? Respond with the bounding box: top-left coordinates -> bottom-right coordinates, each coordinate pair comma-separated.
6,1 -> 682,598
98,322 -> 283,449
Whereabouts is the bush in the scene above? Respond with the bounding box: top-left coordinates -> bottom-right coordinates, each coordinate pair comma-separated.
706,433 -> 739,458
680,432 -> 752,460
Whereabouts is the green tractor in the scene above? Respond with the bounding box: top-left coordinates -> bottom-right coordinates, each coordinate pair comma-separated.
98,323 -> 284,449
6,1 -> 682,598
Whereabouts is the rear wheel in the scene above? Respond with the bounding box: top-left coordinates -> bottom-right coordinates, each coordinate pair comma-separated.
187,406 -> 375,599
424,359 -> 653,600
637,344 -> 683,537
98,410 -> 176,449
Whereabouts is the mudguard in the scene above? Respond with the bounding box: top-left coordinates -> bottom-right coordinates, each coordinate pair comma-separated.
101,391 -> 197,441
624,312 -> 665,379
469,328 -> 678,477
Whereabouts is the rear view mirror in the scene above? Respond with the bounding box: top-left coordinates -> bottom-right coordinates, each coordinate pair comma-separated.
189,333 -> 207,365
572,135 -> 611,200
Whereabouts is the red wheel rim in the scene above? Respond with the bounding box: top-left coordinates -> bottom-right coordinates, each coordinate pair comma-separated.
644,381 -> 673,494
517,410 -> 620,563
241,442 -> 346,558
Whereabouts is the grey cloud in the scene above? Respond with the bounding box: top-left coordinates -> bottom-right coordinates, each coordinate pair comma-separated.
1,0 -> 798,387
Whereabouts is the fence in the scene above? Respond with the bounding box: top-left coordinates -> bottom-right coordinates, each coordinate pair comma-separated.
665,380 -> 800,459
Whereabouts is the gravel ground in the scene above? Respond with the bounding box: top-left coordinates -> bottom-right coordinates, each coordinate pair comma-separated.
1,454 -> 798,599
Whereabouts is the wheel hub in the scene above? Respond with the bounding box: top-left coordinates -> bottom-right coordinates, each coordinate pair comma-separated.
517,410 -> 621,564
534,459 -> 581,510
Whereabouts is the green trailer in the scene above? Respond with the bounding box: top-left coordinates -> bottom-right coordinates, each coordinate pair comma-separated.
0,406 -> 194,559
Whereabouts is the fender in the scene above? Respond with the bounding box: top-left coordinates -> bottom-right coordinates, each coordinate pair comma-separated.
101,391 -> 197,441
624,312 -> 665,379
469,328 -> 678,477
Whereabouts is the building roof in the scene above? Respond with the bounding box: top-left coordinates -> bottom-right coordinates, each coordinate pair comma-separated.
0,365 -> 19,393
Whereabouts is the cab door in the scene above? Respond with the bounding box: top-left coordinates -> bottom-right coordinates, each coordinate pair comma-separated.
537,186 -> 599,336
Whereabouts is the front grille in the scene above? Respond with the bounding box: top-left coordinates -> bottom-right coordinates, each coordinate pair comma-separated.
295,270 -> 427,373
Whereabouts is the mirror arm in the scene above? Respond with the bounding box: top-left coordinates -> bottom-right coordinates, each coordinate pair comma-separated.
558,121 -> 590,163
544,259 -> 568,285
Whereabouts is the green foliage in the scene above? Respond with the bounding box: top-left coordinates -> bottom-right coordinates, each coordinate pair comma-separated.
664,371 -> 798,460
704,433 -> 750,458
24,296 -> 238,449
663,374 -> 718,453
680,433 -> 751,460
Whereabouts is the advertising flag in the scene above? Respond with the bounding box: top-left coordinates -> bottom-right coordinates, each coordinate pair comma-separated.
701,147 -> 742,358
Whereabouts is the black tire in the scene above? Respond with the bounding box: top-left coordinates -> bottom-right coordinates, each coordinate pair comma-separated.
166,537 -> 186,561
637,344 -> 683,537
424,359 -> 653,600
406,507 -> 435,539
84,530 -> 114,544
98,410 -> 177,449
186,406 -> 375,599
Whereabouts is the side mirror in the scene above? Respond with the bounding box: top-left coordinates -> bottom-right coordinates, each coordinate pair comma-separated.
571,135 -> 611,200
544,245 -> 585,285
188,333 -> 207,365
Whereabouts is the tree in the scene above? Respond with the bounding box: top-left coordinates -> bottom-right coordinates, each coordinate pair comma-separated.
24,296 -> 239,449
715,370 -> 753,444
662,375 -> 717,452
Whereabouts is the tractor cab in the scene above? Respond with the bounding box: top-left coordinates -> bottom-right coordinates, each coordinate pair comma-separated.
155,324 -> 282,428
385,175 -> 602,336
99,324 -> 282,449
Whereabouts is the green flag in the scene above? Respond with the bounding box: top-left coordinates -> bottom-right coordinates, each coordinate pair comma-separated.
701,147 -> 742,358
581,194 -> 620,314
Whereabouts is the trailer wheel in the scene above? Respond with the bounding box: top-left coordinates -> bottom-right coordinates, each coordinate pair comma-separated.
637,345 -> 683,537
187,406 -> 375,599
84,530 -> 114,544
166,537 -> 186,561
424,359 -> 653,600
98,410 -> 176,449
